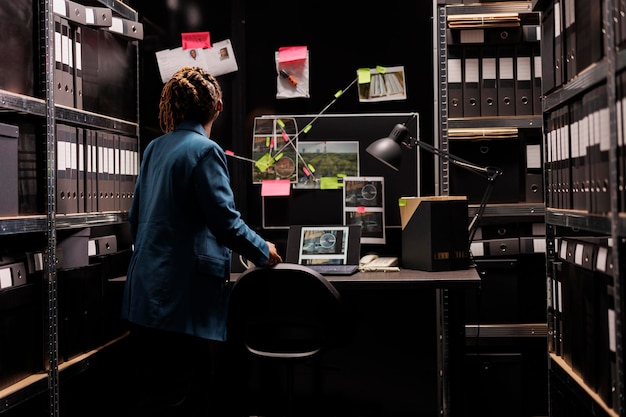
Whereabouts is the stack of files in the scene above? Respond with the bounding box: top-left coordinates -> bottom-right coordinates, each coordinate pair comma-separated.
545,106 -> 571,210
56,123 -> 78,214
583,84 -> 610,214
119,135 -> 135,211
447,13 -> 520,29
555,237 -> 616,409
96,131 -> 116,212
448,127 -> 517,139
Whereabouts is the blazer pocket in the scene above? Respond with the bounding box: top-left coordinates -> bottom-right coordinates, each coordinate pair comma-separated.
195,254 -> 229,280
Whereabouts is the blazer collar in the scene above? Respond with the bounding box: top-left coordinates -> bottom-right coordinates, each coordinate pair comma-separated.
176,120 -> 207,137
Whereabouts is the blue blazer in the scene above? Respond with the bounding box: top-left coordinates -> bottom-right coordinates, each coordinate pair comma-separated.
121,121 -> 269,341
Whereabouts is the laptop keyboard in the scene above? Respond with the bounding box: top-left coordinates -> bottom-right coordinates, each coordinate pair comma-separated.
306,264 -> 359,276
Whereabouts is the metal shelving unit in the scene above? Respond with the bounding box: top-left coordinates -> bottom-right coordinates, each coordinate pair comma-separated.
0,1 -> 139,415
434,2 -> 548,417
533,0 -> 626,414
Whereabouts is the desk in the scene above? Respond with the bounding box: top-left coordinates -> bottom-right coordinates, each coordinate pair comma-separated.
231,267 -> 480,417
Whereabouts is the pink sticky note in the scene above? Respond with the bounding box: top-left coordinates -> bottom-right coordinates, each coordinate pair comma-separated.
278,46 -> 308,63
225,150 -> 234,156
357,206 -> 366,213
181,32 -> 211,50
261,179 -> 291,197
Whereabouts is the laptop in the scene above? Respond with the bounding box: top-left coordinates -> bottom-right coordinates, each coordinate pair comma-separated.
286,225 -> 362,275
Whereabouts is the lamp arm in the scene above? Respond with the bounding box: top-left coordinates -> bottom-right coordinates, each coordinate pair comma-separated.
405,136 -> 503,246
405,136 -> 499,178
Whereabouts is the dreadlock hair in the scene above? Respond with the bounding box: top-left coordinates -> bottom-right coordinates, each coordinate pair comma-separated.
158,66 -> 223,133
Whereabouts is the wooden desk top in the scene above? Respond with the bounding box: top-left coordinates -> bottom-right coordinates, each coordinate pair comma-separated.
231,266 -> 480,290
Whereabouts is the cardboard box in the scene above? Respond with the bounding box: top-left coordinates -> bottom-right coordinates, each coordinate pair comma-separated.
399,196 -> 469,271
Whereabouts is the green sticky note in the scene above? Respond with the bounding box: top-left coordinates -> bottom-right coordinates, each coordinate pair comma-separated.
376,65 -> 386,74
320,177 -> 341,190
255,153 -> 274,172
398,198 -> 407,206
276,119 -> 285,128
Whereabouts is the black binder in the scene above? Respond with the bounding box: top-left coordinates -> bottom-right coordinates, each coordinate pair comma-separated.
553,0 -> 564,88
514,44 -> 533,116
594,86 -> 611,214
532,43 -> 542,115
480,46 -> 498,117
563,0 -> 577,81
497,46 -> 516,116
448,46 -> 464,118
541,4 -> 556,95
462,46 -> 481,117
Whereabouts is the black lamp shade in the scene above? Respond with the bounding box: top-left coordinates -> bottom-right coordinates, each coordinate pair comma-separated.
365,123 -> 410,171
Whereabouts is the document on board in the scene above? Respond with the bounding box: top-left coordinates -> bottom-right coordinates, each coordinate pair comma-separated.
155,39 -> 238,83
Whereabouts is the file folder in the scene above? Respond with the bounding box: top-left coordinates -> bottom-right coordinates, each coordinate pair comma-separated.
580,91 -> 592,212
561,106 -> 573,209
532,43 -> 542,115
497,46 -> 516,116
594,244 -> 613,407
84,6 -> 113,27
569,98 -> 585,210
73,26 -> 83,109
54,15 -> 70,106
514,44 -> 533,116
618,71 -> 626,211
447,46 -> 463,118
0,122 -> 19,217
113,134 -> 121,211
462,46 -> 481,117
85,129 -> 97,212
541,4 -> 556,94
553,0 -> 564,88
77,127 -> 85,213
525,142 -> 543,203
107,16 -> 144,41
563,0 -> 576,82
575,0 -> 603,74
56,124 -> 70,214
62,18 -> 75,107
595,87 -> 611,214
480,46 -> 498,117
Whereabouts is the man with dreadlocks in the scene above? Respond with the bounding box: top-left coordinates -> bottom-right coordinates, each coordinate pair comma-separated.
121,66 -> 282,416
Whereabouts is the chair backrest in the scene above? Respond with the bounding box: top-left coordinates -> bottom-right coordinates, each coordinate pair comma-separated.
228,263 -> 343,359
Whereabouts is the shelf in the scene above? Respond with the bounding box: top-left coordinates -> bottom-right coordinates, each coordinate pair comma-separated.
0,212 -> 129,236
465,322 -> 547,338
445,2 -> 535,16
543,60 -> 608,112
545,209 -> 624,235
469,203 -> 545,219
0,372 -> 49,413
549,354 -> 618,417
448,115 -> 543,129
0,90 -> 139,135
91,0 -> 138,21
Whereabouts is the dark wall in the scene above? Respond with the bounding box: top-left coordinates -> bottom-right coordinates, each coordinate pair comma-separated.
128,0 -> 434,249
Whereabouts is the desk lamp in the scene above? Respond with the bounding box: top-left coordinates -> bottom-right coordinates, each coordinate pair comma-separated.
366,113 -> 502,245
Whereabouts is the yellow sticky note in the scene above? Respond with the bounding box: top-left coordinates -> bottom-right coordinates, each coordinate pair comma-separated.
358,68 -> 371,84
255,153 -> 274,172
376,65 -> 386,74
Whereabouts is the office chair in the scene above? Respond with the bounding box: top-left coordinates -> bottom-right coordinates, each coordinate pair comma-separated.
227,263 -> 344,417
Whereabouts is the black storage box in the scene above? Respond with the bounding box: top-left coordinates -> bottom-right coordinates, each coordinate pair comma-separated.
0,282 -> 44,390
399,196 -> 469,271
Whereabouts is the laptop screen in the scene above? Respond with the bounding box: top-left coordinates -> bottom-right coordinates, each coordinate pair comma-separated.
286,225 -> 362,266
